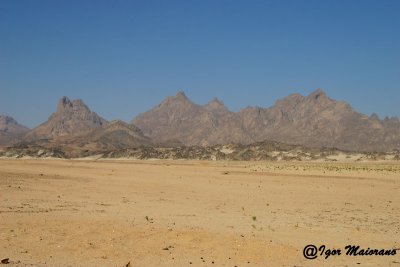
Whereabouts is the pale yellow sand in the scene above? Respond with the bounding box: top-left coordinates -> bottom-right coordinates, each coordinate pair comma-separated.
0,159 -> 399,266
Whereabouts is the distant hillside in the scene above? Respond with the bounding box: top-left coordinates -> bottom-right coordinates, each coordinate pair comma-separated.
0,115 -> 30,146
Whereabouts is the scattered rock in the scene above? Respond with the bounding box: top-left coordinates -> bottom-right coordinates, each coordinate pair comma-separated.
162,245 -> 174,251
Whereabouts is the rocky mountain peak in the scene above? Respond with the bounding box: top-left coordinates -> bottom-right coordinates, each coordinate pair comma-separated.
176,91 -> 188,99
306,89 -> 335,108
71,99 -> 87,108
205,97 -> 227,111
308,89 -> 327,100
160,91 -> 197,108
0,115 -> 18,126
25,96 -> 108,140
275,93 -> 305,108
57,96 -> 72,111
0,115 -> 29,131
57,96 -> 89,113
169,91 -> 190,102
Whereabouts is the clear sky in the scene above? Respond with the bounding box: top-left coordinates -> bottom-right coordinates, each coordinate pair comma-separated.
1,0 -> 399,128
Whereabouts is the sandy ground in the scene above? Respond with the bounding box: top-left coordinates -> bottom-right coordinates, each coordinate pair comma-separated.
0,159 -> 399,267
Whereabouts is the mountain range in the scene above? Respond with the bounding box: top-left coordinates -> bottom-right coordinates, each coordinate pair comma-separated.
134,90 -> 400,151
1,89 -> 399,153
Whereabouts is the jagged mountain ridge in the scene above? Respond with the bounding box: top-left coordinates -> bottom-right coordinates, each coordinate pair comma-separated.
133,90 -> 400,152
133,92 -> 254,146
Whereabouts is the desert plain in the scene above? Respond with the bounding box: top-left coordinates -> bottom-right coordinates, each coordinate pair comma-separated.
0,159 -> 399,267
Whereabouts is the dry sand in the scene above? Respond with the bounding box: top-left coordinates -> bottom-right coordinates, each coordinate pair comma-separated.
0,159 -> 399,266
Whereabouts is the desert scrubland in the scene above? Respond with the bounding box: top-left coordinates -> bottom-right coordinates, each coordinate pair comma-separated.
0,159 -> 399,266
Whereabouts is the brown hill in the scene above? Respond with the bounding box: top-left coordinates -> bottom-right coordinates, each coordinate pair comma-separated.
25,96 -> 108,140
133,92 -> 254,146
0,115 -> 30,146
133,90 -> 400,152
66,120 -> 154,152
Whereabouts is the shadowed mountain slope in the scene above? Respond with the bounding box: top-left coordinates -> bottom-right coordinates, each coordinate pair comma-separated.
67,120 -> 154,151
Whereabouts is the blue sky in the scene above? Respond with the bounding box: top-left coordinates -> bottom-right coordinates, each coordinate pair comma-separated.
1,0 -> 399,128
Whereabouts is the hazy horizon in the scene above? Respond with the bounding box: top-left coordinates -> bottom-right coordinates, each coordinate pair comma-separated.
1,0 -> 399,128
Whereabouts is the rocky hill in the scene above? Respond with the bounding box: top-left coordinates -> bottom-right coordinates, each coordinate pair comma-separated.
66,120 -> 154,151
0,115 -> 30,146
2,139 -> 399,161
